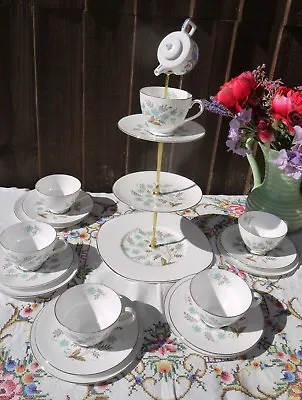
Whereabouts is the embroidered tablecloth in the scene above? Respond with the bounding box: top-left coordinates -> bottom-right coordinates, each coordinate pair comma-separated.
1,187 -> 302,400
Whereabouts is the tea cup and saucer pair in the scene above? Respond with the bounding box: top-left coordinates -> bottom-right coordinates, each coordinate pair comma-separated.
0,221 -> 78,298
14,174 -> 94,229
164,268 -> 264,357
30,283 -> 141,383
118,86 -> 206,143
217,211 -> 299,277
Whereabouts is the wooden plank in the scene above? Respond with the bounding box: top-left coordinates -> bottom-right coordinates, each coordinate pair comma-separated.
241,0 -> 286,25
83,8 -> 134,191
137,0 -> 190,17
34,3 -> 83,181
194,0 -> 241,21
87,0 -> 133,14
287,0 -> 302,27
35,0 -> 84,8
0,1 -> 38,188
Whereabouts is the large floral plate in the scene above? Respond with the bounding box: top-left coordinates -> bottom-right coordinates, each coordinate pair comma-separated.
164,275 -> 264,356
217,234 -> 299,278
0,242 -> 74,290
113,171 -> 202,212
0,252 -> 78,298
97,212 -> 213,282
22,190 -> 93,229
30,300 -> 142,383
220,225 -> 298,270
118,114 -> 206,143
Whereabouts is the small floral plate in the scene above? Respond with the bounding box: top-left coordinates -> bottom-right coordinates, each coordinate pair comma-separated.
220,225 -> 298,271
0,252 -> 78,299
113,171 -> 202,212
164,274 -> 264,357
22,190 -> 93,229
118,114 -> 206,143
0,242 -> 74,290
32,298 -> 140,377
96,212 -> 214,282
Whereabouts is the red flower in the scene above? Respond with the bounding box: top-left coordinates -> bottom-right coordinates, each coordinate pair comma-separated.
270,87 -> 302,132
0,372 -> 23,400
220,370 -> 234,384
215,71 -> 257,114
257,118 -> 274,143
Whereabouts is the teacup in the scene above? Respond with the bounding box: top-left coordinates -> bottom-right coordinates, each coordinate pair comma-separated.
35,174 -> 81,214
189,269 -> 262,329
140,86 -> 204,136
54,284 -> 137,347
0,222 -> 67,272
238,211 -> 288,255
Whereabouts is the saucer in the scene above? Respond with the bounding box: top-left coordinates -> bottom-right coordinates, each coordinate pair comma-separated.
30,300 -> 142,383
220,225 -> 298,270
0,252 -> 78,299
22,190 -> 94,229
164,275 -> 264,357
113,171 -> 202,212
217,234 -> 299,277
97,212 -> 213,282
14,193 -> 33,222
118,114 -> 206,143
0,242 -> 74,290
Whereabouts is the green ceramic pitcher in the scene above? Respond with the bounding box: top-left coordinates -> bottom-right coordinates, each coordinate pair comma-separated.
246,141 -> 302,232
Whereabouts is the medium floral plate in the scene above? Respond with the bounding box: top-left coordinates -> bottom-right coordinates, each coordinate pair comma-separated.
22,190 -> 93,229
118,114 -> 206,143
96,212 -> 214,282
217,234 -> 299,278
220,225 -> 298,270
0,252 -> 78,299
0,242 -> 74,290
113,171 -> 202,212
30,308 -> 143,384
164,275 -> 264,356
32,299 -> 140,376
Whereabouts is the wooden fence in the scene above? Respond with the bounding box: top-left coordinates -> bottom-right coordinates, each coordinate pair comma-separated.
0,0 -> 301,194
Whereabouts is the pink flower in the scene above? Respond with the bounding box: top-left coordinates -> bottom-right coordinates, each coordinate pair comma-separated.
296,371 -> 302,382
19,304 -> 39,318
277,351 -> 288,361
220,371 -> 234,384
0,372 -> 23,400
29,362 -> 39,373
228,204 -> 245,216
228,265 -> 247,280
94,383 -> 108,393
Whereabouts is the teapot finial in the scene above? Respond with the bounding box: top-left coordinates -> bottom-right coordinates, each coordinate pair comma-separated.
154,18 -> 199,77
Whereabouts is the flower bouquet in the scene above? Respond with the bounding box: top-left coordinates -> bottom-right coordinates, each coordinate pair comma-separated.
202,65 -> 302,231
202,65 -> 302,179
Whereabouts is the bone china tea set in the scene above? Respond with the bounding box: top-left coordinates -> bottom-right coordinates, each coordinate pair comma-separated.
0,19 -> 300,384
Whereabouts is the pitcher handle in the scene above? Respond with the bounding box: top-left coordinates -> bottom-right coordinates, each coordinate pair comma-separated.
246,139 -> 262,189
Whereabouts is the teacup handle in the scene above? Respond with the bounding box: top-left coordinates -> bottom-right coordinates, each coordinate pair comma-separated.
184,99 -> 204,124
250,292 -> 262,309
116,306 -> 136,328
51,238 -> 68,257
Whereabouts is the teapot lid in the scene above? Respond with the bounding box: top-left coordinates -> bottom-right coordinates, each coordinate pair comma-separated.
156,19 -> 197,72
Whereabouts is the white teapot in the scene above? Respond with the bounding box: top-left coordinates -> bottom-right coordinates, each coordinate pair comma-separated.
154,18 -> 199,76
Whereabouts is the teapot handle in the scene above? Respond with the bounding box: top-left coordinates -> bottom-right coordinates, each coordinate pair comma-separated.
181,18 -> 197,37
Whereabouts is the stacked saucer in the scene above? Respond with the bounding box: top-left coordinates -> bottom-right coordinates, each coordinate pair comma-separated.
30,295 -> 142,384
217,225 -> 299,277
0,243 -> 78,299
164,274 -> 264,358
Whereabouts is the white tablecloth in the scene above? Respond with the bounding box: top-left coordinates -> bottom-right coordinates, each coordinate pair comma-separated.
1,187 -> 302,400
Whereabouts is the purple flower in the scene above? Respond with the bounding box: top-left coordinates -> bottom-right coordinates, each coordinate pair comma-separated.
297,349 -> 302,359
274,149 -> 288,170
293,125 -> 302,144
226,111 -> 252,156
283,371 -> 295,382
237,108 -> 252,124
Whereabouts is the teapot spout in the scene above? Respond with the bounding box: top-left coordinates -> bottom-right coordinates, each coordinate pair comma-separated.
246,139 -> 262,189
154,64 -> 168,76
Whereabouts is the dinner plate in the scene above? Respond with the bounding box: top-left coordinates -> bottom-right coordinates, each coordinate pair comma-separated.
0,242 -> 74,290
164,275 -> 264,357
30,300 -> 143,384
118,114 -> 206,143
113,171 -> 202,212
97,212 -> 213,282
22,190 -> 93,229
